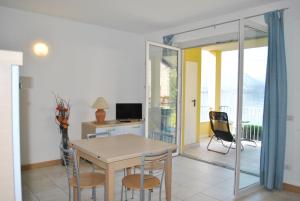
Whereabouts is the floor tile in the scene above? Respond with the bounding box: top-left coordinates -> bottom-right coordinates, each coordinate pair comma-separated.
184,192 -> 218,201
21,156 -> 300,201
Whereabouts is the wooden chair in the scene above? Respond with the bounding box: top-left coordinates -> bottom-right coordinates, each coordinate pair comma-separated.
131,131 -> 172,199
129,160 -> 164,199
121,149 -> 170,201
61,146 -> 106,201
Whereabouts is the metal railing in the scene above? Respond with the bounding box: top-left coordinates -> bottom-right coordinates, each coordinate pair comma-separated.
242,124 -> 262,141
219,105 -> 263,141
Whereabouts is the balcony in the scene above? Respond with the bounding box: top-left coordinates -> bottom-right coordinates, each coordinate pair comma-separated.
220,105 -> 263,142
184,105 -> 263,176
183,136 -> 261,176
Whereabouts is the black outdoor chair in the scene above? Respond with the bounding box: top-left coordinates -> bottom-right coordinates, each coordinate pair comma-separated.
207,111 -> 243,154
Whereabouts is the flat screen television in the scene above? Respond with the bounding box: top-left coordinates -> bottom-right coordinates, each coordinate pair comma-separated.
116,103 -> 142,121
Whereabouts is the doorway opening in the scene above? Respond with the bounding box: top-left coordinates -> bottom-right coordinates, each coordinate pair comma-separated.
180,16 -> 268,190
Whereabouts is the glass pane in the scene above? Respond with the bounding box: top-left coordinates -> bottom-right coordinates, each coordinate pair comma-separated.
221,49 -> 238,129
200,50 -> 216,122
147,44 -> 179,145
181,21 -> 239,180
239,15 -> 268,189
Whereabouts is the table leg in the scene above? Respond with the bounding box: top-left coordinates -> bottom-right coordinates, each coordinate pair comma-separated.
165,151 -> 172,201
105,164 -> 115,201
74,150 -> 81,201
73,187 -> 78,201
76,150 -> 81,169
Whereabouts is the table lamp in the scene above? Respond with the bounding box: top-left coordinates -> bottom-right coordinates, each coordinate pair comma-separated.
92,97 -> 109,124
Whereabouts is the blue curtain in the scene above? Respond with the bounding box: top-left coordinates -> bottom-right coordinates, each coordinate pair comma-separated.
260,10 -> 287,190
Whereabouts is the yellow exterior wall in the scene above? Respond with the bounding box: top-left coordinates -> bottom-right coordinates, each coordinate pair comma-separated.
210,50 -> 222,136
182,48 -> 223,144
182,47 -> 201,151
199,122 -> 210,137
214,50 -> 222,111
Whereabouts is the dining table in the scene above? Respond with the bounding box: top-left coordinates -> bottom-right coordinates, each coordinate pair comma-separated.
70,134 -> 177,201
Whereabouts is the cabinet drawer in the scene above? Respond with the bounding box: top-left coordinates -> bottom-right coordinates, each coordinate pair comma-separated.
126,124 -> 145,136
82,121 -> 145,139
107,127 -> 118,136
95,127 -> 108,134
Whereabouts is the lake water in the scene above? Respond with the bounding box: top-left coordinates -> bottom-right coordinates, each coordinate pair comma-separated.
201,90 -> 265,125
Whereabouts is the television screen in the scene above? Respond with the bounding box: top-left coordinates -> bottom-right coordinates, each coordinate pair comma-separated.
116,103 -> 142,120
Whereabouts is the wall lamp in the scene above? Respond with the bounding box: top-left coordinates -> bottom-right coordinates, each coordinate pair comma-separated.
33,42 -> 49,57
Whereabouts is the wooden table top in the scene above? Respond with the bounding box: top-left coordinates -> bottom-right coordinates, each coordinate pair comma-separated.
70,134 -> 177,163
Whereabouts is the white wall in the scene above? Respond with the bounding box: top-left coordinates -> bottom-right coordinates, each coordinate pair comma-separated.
1,0 -> 299,187
0,6 -> 145,164
283,0 -> 300,187
145,0 -> 300,186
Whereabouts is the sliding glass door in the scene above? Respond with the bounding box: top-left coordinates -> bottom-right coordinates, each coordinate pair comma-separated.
145,41 -> 181,154
145,14 -> 268,195
236,15 -> 268,191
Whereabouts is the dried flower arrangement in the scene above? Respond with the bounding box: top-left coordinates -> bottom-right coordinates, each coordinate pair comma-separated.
54,94 -> 70,150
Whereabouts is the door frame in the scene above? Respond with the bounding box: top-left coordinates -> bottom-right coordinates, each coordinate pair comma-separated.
145,41 -> 182,156
234,18 -> 244,195
144,3 -> 288,197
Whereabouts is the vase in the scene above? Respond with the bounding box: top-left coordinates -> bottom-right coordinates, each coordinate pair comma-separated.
95,109 -> 106,124
60,127 -> 69,165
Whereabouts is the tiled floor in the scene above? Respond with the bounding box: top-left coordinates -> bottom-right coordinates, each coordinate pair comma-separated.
183,137 -> 261,175
22,156 -> 300,201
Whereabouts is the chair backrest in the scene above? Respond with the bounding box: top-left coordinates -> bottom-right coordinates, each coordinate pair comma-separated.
60,146 -> 81,200
209,111 -> 234,142
139,149 -> 171,201
151,131 -> 174,144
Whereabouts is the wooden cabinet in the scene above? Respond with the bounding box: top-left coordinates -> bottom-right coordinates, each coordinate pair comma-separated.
81,120 -> 145,139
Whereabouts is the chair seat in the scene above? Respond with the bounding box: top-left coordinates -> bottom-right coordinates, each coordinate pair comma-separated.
122,174 -> 160,190
70,172 -> 105,189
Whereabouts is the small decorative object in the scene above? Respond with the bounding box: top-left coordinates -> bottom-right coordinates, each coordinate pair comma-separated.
92,97 -> 109,124
54,95 -> 70,152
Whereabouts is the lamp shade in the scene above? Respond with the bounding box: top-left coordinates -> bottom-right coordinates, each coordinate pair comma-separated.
92,97 -> 109,109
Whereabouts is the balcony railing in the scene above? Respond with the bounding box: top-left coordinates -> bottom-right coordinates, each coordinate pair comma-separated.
219,105 -> 263,142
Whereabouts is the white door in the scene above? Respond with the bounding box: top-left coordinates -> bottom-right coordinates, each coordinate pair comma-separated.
145,41 -> 181,155
184,61 -> 198,145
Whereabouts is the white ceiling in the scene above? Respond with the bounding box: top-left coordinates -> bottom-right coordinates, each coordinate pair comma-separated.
0,0 -> 280,34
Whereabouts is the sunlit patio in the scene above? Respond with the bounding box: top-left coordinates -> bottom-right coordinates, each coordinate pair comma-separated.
183,136 -> 261,176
